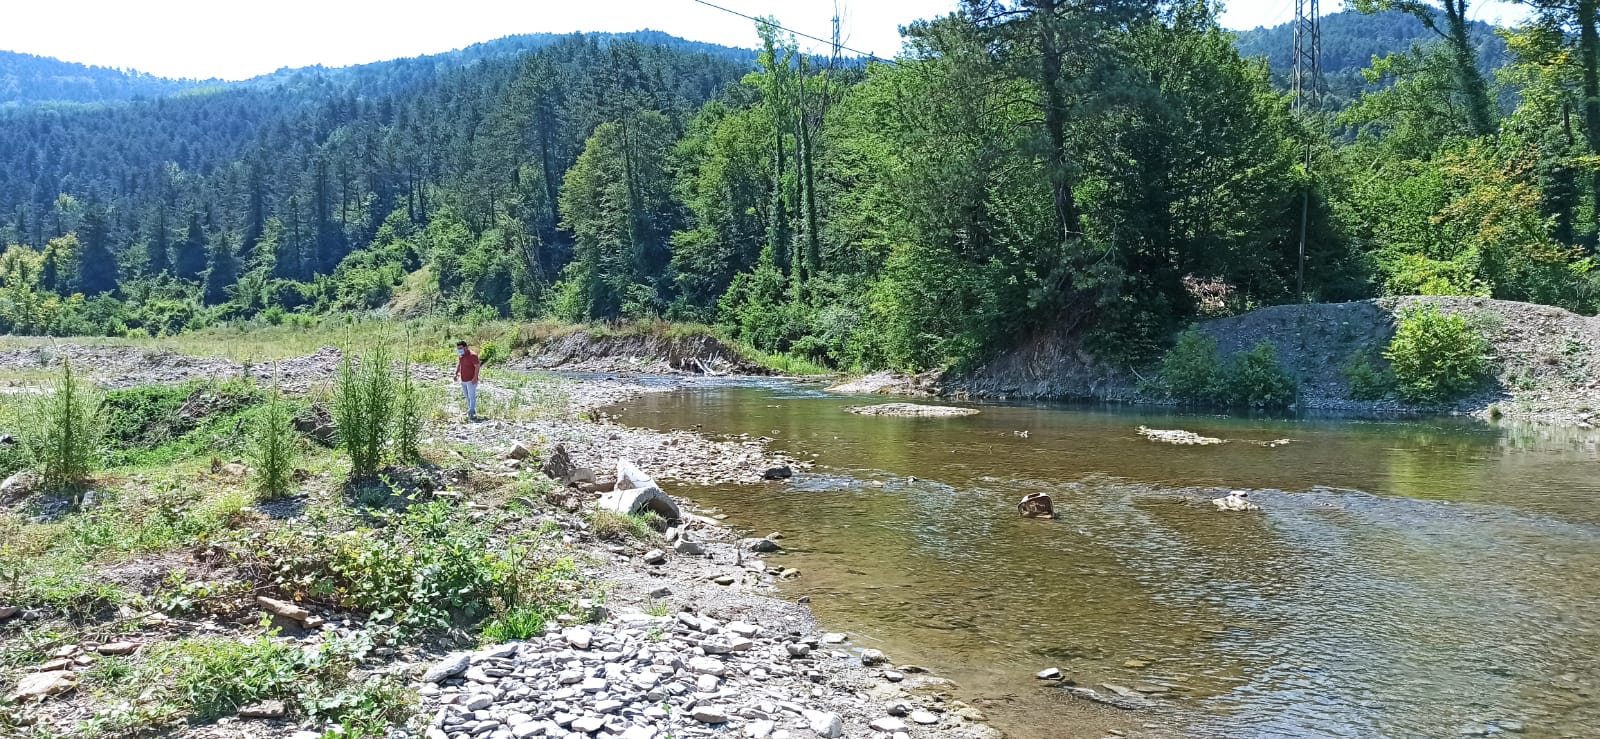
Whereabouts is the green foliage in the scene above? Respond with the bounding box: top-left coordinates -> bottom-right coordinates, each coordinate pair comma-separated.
249,374 -> 299,500
1342,354 -> 1395,400
334,347 -> 394,479
1156,331 -> 1225,402
586,510 -> 662,541
481,604 -> 555,643
1222,342 -> 1298,409
1154,332 -> 1297,408
392,356 -> 424,465
1385,304 -> 1492,404
18,356 -> 104,505
237,500 -> 581,634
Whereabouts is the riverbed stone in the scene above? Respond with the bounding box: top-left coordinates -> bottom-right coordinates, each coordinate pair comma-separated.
424,653 -> 471,682
805,710 -> 844,738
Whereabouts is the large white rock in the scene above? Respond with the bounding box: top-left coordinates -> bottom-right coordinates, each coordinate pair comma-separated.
596,459 -> 681,520
805,710 -> 844,738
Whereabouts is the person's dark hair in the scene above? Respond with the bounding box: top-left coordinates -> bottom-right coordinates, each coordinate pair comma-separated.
456,341 -> 468,348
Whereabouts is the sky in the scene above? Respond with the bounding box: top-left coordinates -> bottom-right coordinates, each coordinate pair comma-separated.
1,0 -> 1536,81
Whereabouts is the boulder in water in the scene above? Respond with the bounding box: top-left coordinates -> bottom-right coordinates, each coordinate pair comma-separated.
1138,426 -> 1223,445
1212,490 -> 1261,512
1018,492 -> 1055,519
847,403 -> 978,417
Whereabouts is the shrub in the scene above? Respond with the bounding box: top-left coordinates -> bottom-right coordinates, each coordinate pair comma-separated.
237,501 -> 580,634
334,347 -> 395,479
249,373 -> 299,500
1385,305 -> 1491,404
19,356 -> 104,506
1155,330 -> 1225,402
1222,342 -> 1297,408
1341,354 -> 1393,401
392,356 -> 425,465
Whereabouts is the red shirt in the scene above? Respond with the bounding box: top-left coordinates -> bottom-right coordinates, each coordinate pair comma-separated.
456,351 -> 480,382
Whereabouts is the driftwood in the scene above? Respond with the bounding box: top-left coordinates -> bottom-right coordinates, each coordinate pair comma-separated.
1018,493 -> 1055,519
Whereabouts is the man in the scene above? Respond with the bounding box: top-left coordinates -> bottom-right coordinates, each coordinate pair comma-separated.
454,341 -> 480,421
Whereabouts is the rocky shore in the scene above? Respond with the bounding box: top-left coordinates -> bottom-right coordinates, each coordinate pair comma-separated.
0,345 -> 1008,739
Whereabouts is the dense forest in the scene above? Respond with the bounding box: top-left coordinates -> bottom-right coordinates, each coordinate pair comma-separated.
0,0 -> 1597,373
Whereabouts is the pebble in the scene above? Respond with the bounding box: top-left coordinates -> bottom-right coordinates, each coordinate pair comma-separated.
1036,667 -> 1062,680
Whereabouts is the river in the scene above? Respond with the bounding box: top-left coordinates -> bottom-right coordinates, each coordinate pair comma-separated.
608,378 -> 1600,739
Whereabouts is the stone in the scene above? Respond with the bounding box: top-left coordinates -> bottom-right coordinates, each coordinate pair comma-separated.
713,574 -> 736,586
292,403 -> 336,446
569,466 -> 596,484
698,674 -> 721,691
693,705 -> 731,723
1213,490 -> 1261,512
860,648 -> 888,666
463,694 -> 494,711
1036,667 -> 1063,680
727,621 -> 760,637
254,595 -> 311,622
1137,426 -> 1223,446
743,538 -> 782,553
98,641 -> 139,656
688,656 -> 726,676
673,538 -> 704,555
594,699 -> 624,714
1017,493 -> 1055,519
507,441 -> 534,461
7,670 -> 75,701
642,549 -> 667,565
1122,659 -> 1151,669
805,710 -> 844,738
821,632 -> 847,644
424,652 -> 472,682
619,728 -> 655,739
648,586 -> 671,599
910,711 -> 939,726
762,466 -> 793,480
571,715 -> 606,733
511,723 -> 544,739
883,671 -> 904,682
870,717 -> 909,733
237,700 -> 286,718
0,471 -> 36,495
37,658 -> 72,672
786,643 -> 811,658
1132,683 -> 1170,694
219,462 -> 248,478
597,465 -> 681,520
565,627 -> 593,649
746,719 -> 776,738
0,605 -> 17,619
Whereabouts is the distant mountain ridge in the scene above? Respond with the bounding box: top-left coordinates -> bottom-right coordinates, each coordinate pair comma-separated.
0,29 -> 761,107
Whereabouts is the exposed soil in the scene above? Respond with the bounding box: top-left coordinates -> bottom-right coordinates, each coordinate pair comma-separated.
948,297 -> 1600,424
510,330 -> 763,376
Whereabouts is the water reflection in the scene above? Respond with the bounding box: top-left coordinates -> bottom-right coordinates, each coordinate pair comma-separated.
609,383 -> 1600,738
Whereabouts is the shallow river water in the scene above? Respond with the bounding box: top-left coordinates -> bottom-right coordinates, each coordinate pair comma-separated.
609,379 -> 1600,739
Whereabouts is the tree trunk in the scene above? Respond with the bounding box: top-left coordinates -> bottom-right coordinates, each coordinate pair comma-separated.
1032,0 -> 1082,242
1580,0 -> 1600,246
1443,0 -> 1496,138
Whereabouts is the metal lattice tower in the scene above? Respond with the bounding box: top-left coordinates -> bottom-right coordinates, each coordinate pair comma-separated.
1291,0 -> 1322,110
1291,0 -> 1321,300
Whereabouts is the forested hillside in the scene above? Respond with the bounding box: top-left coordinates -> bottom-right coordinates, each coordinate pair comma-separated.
0,0 -> 1596,378
0,51 -> 211,106
1233,9 -> 1509,106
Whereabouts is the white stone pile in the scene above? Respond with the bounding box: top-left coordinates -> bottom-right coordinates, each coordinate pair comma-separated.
418,610 -> 958,739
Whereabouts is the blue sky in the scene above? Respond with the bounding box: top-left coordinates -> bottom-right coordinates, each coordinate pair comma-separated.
1,0 -> 1534,81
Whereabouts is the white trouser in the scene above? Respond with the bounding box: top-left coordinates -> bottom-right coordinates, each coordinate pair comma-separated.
461,380 -> 478,417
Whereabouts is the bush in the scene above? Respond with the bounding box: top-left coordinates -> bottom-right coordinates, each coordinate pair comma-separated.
1341,354 -> 1393,401
1385,305 -> 1491,404
1155,330 -> 1225,402
249,373 -> 299,500
334,347 -> 395,479
237,501 -> 581,634
392,357 -> 424,465
1222,342 -> 1297,408
19,356 -> 104,506
1154,333 -> 1297,409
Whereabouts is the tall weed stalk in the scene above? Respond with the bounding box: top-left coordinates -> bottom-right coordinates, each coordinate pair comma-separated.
21,355 -> 104,507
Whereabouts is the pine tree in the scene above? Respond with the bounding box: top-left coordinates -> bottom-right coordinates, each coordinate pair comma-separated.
203,230 -> 238,305
174,212 -> 207,279
75,206 -> 118,295
146,207 -> 170,276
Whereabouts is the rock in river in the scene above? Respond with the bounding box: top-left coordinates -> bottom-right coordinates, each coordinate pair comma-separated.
846,403 -> 979,418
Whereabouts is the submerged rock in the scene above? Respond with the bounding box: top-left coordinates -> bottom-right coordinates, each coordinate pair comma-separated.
846,403 -> 979,417
1213,490 -> 1261,512
1137,426 -> 1223,445
1018,493 -> 1055,519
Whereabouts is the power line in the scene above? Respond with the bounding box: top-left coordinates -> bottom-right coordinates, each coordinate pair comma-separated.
686,0 -> 897,64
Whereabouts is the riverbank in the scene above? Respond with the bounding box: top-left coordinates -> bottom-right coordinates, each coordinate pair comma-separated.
0,346 -> 1028,739
843,297 -> 1600,426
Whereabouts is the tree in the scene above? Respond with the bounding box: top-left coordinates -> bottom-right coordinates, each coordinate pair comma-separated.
554,110 -> 680,320
1355,0 -> 1498,137
175,212 -> 208,280
76,205 -> 118,295
204,230 -> 239,305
